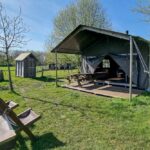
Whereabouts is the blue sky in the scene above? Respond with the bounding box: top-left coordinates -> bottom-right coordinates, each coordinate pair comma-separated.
3,0 -> 150,51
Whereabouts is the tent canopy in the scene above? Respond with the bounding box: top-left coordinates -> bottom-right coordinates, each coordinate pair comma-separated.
51,25 -> 149,55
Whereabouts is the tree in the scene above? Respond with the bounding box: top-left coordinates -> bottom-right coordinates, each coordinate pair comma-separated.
46,0 -> 111,69
0,2 -> 28,91
52,0 -> 111,44
134,0 -> 150,22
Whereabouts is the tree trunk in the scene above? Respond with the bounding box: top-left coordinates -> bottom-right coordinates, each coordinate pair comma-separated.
0,70 -> 4,81
6,52 -> 13,91
41,66 -> 44,77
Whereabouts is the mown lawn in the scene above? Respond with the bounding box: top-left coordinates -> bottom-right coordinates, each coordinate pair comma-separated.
1,67 -> 150,149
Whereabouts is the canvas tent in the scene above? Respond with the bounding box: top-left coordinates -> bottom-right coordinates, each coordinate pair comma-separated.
51,25 -> 150,90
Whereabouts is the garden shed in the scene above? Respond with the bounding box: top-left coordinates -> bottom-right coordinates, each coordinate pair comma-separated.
52,25 -> 150,99
15,52 -> 37,78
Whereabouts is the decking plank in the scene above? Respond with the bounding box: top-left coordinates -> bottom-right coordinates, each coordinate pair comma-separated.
63,83 -> 142,99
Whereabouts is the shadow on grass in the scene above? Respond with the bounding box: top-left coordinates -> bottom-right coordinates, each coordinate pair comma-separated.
131,92 -> 150,106
22,96 -> 111,116
15,134 -> 29,150
16,132 -> 65,150
32,133 -> 65,150
0,79 -> 9,82
140,91 -> 150,96
11,90 -> 22,96
33,76 -> 64,83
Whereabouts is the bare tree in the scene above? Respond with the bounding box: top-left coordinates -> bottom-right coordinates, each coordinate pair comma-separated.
0,2 -> 28,91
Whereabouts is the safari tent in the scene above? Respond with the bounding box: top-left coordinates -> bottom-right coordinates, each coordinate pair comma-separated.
51,25 -> 150,98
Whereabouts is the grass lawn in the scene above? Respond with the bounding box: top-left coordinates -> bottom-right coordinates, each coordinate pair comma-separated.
1,67 -> 150,149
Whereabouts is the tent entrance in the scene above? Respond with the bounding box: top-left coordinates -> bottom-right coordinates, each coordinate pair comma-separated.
94,55 -> 130,86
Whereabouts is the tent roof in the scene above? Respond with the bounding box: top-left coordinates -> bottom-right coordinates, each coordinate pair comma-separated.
51,25 -> 149,54
15,52 -> 36,61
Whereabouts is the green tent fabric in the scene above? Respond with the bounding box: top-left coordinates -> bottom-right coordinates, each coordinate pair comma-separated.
80,36 -> 150,89
81,56 -> 104,74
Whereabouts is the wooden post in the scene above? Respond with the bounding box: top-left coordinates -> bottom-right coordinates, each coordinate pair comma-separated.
41,66 -> 44,77
55,49 -> 58,87
129,36 -> 133,101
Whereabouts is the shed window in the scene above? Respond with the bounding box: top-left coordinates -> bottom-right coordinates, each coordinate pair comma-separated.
102,59 -> 110,68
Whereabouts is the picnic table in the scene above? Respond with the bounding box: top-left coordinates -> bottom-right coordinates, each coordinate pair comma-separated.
67,73 -> 94,86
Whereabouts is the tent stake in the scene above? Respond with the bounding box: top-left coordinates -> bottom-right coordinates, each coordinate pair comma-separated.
55,49 -> 58,87
129,36 -> 133,101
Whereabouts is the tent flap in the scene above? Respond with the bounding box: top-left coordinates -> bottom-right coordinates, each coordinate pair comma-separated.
81,54 -> 139,86
81,56 -> 104,74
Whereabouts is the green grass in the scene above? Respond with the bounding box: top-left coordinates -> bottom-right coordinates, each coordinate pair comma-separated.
1,67 -> 150,149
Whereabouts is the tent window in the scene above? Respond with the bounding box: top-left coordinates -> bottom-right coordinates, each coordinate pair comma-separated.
102,59 -> 110,68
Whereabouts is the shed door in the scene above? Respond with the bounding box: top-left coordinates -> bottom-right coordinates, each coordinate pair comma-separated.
17,61 -> 22,76
28,59 -> 35,77
21,61 -> 24,77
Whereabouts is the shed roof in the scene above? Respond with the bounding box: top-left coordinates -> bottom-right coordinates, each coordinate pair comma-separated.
51,25 -> 149,54
15,53 -> 36,61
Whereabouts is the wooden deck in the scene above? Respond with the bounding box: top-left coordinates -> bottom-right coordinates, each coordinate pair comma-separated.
63,82 -> 142,99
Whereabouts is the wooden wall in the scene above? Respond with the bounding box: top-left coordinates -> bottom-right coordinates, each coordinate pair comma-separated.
16,55 -> 36,78
24,56 -> 36,78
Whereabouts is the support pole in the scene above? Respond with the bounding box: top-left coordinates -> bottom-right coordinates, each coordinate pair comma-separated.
129,36 -> 133,101
55,49 -> 58,87
148,47 -> 150,91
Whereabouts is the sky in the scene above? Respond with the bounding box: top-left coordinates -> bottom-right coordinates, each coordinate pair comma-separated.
3,0 -> 150,51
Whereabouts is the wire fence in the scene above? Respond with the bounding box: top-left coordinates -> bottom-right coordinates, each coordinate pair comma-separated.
0,67 -> 76,74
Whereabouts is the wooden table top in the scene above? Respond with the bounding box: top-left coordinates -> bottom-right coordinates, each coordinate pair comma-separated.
0,115 -> 16,143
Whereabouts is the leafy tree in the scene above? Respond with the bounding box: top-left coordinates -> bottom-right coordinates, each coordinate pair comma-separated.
53,0 -> 111,43
46,0 -> 111,68
134,0 -> 150,22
